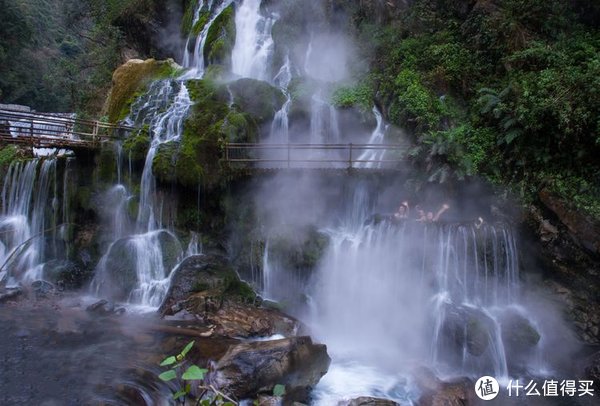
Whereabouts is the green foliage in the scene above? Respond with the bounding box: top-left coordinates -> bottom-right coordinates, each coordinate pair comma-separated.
0,146 -> 21,172
123,124 -> 151,161
273,384 -> 286,397
204,4 -> 236,66
158,340 -> 235,405
331,82 -> 373,113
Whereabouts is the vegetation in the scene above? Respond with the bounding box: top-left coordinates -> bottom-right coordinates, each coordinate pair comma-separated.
341,0 -> 600,218
159,340 -> 236,405
0,0 -> 174,115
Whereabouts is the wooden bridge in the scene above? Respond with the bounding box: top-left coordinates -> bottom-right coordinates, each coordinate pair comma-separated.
0,108 -> 134,151
224,142 -> 408,170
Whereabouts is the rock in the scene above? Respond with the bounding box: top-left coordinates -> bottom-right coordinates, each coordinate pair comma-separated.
499,310 -> 541,353
158,254 -> 253,316
583,351 -> 600,382
342,397 -> 399,406
104,58 -> 180,122
42,260 -> 86,289
228,78 -> 286,125
212,336 -> 331,402
0,270 -> 7,288
203,4 -> 236,66
413,368 -> 474,406
256,395 -> 282,406
0,287 -> 23,303
86,299 -> 126,317
31,280 -> 55,298
203,302 -> 298,338
438,305 -> 495,358
98,231 -> 182,301
539,188 -> 600,255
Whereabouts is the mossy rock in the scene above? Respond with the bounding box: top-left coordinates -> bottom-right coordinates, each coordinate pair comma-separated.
192,10 -> 211,36
500,310 -> 541,351
228,78 -> 286,125
270,226 -> 330,272
104,58 -> 180,123
152,141 -> 179,183
157,230 -> 183,273
96,146 -> 119,183
123,124 -> 151,162
204,4 -> 236,67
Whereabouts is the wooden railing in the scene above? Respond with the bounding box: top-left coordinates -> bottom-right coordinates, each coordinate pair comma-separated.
224,143 -> 408,170
0,108 -> 135,150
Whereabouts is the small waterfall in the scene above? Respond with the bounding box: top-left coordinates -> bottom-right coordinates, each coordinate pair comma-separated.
183,0 -> 235,78
356,108 -> 388,169
0,159 -> 60,283
231,0 -> 276,81
269,55 -> 292,143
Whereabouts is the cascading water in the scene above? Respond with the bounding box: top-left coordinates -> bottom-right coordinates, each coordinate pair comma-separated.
356,108 -> 388,169
258,182 -> 549,403
0,159 -> 61,284
231,0 -> 276,81
91,0 -> 237,308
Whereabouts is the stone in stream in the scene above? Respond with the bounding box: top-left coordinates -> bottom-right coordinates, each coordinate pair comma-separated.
31,280 -> 56,298
159,254 -> 298,338
413,367 -> 474,406
0,287 -> 23,303
212,336 -> 331,402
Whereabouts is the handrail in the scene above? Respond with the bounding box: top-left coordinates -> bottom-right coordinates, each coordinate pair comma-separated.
224,142 -> 408,170
0,108 -> 136,131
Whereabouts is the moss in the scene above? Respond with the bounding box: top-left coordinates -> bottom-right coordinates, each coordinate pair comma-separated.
152,141 -> 179,183
192,10 -> 211,36
181,0 -> 197,36
270,226 -> 330,271
203,4 -> 236,67
222,111 -> 258,143
97,146 -> 118,183
123,124 -> 151,162
0,145 -> 20,173
104,58 -> 180,123
228,78 -> 286,125
223,276 -> 257,302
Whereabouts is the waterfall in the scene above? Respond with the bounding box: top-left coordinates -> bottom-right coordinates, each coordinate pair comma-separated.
269,55 -> 292,143
91,0 -> 240,308
0,159 -> 60,284
183,0 -> 235,78
231,0 -> 276,81
356,108 -> 388,169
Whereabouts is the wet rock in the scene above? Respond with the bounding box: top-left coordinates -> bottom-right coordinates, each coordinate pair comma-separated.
342,397 -> 399,406
160,254 -> 298,338
539,189 -> 600,255
256,395 -> 282,406
213,336 -> 331,402
203,302 -> 298,338
499,310 -> 541,353
43,260 -> 86,289
413,368 -> 474,406
0,287 -> 23,303
0,270 -> 7,287
439,305 -> 494,358
31,280 -> 55,298
86,299 -> 125,317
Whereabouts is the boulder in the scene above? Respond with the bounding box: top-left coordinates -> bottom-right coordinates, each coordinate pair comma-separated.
212,336 -> 331,402
203,4 -> 236,67
159,253 -> 298,338
31,280 -> 55,298
104,58 -> 180,122
413,368 -> 474,406
0,287 -> 22,303
159,254 -> 253,315
499,310 -> 541,353
228,79 -> 286,125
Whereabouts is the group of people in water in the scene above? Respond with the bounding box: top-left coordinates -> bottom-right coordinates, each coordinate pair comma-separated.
393,200 -> 485,228
393,201 -> 449,223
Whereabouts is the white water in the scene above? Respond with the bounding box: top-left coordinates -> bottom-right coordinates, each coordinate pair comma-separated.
356,108 -> 389,169
0,160 -> 59,284
231,0 -> 276,81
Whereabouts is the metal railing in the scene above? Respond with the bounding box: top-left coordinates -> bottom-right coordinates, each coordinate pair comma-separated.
0,108 -> 135,150
224,143 -> 408,170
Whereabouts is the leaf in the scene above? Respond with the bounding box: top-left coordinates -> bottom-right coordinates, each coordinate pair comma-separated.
179,340 -> 195,359
159,370 -> 177,382
172,389 -> 187,400
160,356 -> 177,366
273,384 -> 286,397
182,365 -> 207,380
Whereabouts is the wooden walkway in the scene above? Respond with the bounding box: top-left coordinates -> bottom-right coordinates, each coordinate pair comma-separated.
0,109 -> 134,151
224,142 -> 408,170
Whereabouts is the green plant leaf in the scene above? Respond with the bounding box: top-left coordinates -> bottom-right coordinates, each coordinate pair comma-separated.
179,340 -> 195,359
182,365 -> 207,380
160,356 -> 177,366
273,384 -> 286,397
159,370 -> 177,382
172,389 -> 187,400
